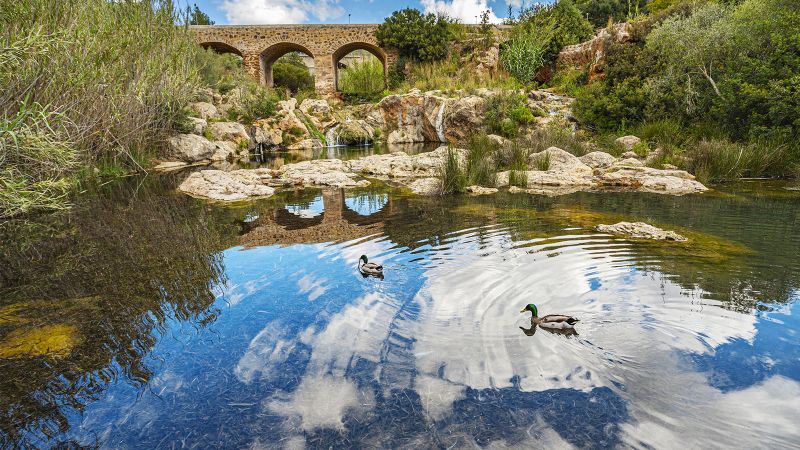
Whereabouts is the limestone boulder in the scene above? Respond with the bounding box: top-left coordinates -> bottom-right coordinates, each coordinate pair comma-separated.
167,134 -> 217,162
179,169 -> 275,201
207,122 -> 250,145
378,92 -> 448,143
529,147 -> 593,175
287,139 -> 324,150
330,120 -> 375,145
299,98 -> 331,117
408,178 -> 442,195
443,96 -> 486,143
597,166 -> 708,195
466,185 -> 498,195
486,134 -> 508,147
211,141 -> 243,161
250,120 -> 284,148
189,102 -> 218,120
279,159 -> 368,188
616,157 -> 645,167
579,151 -> 617,168
616,135 -> 641,151
186,117 -> 207,135
596,222 -> 687,242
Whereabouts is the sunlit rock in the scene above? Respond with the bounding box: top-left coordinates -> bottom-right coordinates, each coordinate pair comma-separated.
596,222 -> 688,241
186,117 -> 207,135
188,101 -> 218,120
579,151 -> 617,168
279,159 -> 369,188
408,177 -> 442,195
616,135 -> 642,151
598,166 -> 708,195
167,133 -> 217,162
466,185 -> 498,195
179,169 -> 275,201
206,121 -> 250,145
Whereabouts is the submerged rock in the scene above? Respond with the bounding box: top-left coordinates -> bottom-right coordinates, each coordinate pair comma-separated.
596,222 -> 688,242
179,169 -> 275,201
153,161 -> 190,172
466,185 -> 498,195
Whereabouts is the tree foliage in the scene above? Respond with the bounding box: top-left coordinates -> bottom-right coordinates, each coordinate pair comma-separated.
187,3 -> 214,25
272,52 -> 314,93
376,8 -> 454,62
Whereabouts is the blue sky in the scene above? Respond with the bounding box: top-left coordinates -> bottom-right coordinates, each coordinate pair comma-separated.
184,0 -> 546,25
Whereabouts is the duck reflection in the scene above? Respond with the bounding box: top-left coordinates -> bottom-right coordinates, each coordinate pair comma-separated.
519,323 -> 579,337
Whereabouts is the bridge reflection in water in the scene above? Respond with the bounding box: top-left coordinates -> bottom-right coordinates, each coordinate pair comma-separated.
240,188 -> 393,247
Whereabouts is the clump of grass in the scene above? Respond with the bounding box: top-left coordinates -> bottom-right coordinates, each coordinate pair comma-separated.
226,84 -> 279,123
509,170 -> 528,188
685,139 -> 800,184
531,151 -> 551,171
495,140 -> 530,171
527,126 -> 589,156
464,135 -> 498,187
439,147 -> 467,194
397,57 -> 522,94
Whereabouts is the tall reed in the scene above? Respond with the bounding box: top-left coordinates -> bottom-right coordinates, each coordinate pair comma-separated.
0,0 -> 199,217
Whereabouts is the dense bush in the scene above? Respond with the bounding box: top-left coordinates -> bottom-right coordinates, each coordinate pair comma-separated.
575,0 -> 800,145
0,0 -> 198,218
574,0 -> 648,28
377,8 -> 454,62
194,48 -> 244,94
338,59 -> 385,98
485,93 -> 537,138
500,26 -> 552,83
272,53 -> 314,93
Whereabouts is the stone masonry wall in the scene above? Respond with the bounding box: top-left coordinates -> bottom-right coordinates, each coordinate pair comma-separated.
189,25 -> 398,94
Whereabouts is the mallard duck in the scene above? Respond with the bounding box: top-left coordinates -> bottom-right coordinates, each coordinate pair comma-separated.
520,304 -> 579,329
358,255 -> 383,277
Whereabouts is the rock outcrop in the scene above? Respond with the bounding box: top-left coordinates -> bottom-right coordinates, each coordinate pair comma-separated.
189,102 -> 219,120
179,169 -> 275,201
596,222 -> 688,242
206,122 -> 250,145
558,23 -> 632,82
167,134 -> 218,162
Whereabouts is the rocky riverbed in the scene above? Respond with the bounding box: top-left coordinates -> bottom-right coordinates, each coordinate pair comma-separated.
177,145 -> 708,201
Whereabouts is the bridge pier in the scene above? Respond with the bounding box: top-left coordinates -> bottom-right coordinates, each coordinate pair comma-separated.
314,55 -> 336,95
242,52 -> 262,82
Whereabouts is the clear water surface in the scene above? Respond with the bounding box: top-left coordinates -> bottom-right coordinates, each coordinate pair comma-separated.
1,160 -> 799,448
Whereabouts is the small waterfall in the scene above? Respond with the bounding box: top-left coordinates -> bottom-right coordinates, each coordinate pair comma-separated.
325,125 -> 341,148
434,101 -> 446,142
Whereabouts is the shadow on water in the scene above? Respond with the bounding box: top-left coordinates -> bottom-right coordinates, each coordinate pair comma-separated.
0,174 -> 239,446
0,176 -> 799,448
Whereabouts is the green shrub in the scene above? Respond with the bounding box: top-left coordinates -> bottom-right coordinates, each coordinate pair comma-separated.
532,151 -> 552,171
574,0 -> 647,28
439,147 -> 467,194
194,47 -> 244,93
272,53 -> 314,93
485,93 -> 536,138
397,57 -> 521,93
338,58 -> 385,98
377,8 -> 454,62
227,85 -> 279,123
517,0 -> 595,62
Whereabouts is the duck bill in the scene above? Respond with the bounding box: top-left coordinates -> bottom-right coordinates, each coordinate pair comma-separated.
520,309 -> 527,313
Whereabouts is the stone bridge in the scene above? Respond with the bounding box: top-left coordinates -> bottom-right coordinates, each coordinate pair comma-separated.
189,25 -> 398,94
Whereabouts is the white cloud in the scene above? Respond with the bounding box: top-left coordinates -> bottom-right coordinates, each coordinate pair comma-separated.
221,0 -> 344,25
421,0 -> 503,24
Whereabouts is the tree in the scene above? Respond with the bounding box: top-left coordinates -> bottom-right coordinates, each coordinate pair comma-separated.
376,8 -> 453,62
272,52 -> 314,93
188,4 -> 214,25
517,0 -> 594,61
574,0 -> 647,28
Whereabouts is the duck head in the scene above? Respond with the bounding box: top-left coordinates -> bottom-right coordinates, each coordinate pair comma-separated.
359,255 -> 368,264
520,303 -> 538,317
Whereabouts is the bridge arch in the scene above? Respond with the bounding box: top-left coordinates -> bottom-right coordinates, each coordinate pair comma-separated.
332,42 -> 387,92
199,41 -> 243,57
260,42 -> 315,87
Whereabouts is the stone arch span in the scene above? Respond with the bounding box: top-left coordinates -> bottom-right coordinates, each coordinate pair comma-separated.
188,25 -> 402,95
199,41 -> 243,57
259,42 -> 315,87
332,42 -> 387,92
